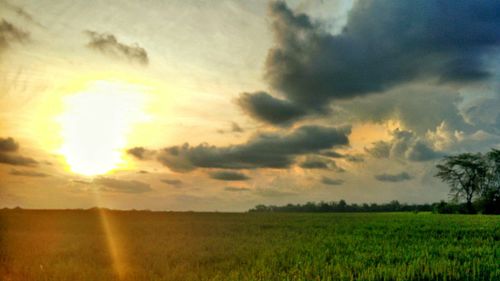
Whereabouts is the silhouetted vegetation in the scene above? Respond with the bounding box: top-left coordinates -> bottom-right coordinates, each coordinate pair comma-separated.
249,200 -> 433,213
435,149 -> 500,214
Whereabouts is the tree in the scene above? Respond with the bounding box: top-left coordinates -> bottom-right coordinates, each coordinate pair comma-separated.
482,149 -> 500,214
435,153 -> 487,214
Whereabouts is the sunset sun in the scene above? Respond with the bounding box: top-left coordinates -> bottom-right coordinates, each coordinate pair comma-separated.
58,80 -> 148,176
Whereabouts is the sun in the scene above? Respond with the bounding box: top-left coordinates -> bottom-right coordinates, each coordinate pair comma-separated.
58,80 -> 149,176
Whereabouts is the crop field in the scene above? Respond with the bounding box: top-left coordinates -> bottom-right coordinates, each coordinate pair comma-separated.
0,210 -> 498,281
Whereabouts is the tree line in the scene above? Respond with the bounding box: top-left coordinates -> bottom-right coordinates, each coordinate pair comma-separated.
250,149 -> 499,215
249,200 -> 433,213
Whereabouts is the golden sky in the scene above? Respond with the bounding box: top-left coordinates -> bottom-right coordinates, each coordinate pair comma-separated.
1,0 -> 499,211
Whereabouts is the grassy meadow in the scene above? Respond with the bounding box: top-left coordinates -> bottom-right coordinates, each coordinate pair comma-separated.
0,210 -> 498,281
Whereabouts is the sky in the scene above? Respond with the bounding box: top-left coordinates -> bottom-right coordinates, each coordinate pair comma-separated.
0,0 -> 499,211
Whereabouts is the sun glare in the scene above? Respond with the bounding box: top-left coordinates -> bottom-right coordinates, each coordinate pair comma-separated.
58,80 -> 149,176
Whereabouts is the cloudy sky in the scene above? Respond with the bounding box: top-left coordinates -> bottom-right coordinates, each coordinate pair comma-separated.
1,0 -> 499,211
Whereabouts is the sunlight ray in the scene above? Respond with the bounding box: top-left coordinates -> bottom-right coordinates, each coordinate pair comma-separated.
90,184 -> 128,280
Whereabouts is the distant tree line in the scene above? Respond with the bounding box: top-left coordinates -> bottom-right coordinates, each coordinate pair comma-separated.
435,149 -> 499,214
250,149 -> 499,215
249,200 -> 433,213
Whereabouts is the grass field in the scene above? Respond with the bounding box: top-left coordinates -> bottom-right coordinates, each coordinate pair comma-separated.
0,210 -> 498,281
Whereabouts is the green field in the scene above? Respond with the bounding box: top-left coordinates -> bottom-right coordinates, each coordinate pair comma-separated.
0,210 -> 498,281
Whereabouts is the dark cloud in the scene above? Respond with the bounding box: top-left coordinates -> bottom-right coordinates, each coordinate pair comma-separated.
85,30 -> 149,65
299,158 -> 328,169
365,129 -> 442,162
321,177 -> 344,186
237,91 -> 307,126
406,141 -> 443,162
127,147 -> 150,160
9,169 -> 47,177
365,141 -> 391,159
209,171 -> 250,181
94,177 -> 152,193
320,151 -> 344,158
240,1 -> 500,125
318,151 -> 363,163
0,19 -> 29,50
374,172 -> 412,182
0,137 -> 18,152
265,1 -> 499,108
0,137 -> 37,166
161,179 -> 182,187
224,186 -> 250,192
345,154 -> 364,163
153,125 -> 350,172
0,153 -> 37,166
299,156 -> 346,172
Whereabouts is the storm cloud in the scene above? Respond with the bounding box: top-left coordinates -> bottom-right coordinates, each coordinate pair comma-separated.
85,30 -> 149,65
237,91 -> 307,126
374,172 -> 412,183
240,1 -> 500,124
268,0 -> 498,104
129,125 -> 350,172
